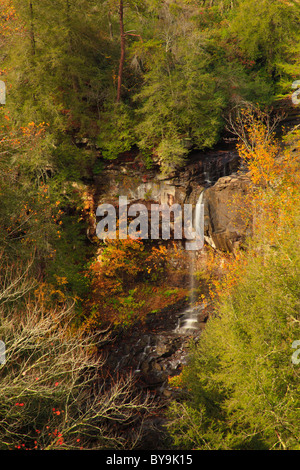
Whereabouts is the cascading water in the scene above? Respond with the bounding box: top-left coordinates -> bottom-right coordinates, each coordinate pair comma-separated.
175,191 -> 206,334
134,336 -> 152,374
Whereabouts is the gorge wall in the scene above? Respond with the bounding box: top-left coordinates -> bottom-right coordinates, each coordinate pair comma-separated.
81,146 -> 253,448
87,146 -> 250,253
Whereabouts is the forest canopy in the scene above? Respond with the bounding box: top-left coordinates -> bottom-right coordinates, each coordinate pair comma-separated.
1,0 -> 299,174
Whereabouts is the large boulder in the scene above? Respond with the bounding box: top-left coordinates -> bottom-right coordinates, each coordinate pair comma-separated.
204,173 -> 251,253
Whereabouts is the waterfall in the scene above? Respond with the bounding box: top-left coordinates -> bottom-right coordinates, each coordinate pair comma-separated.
203,171 -> 212,185
189,190 -> 204,303
175,190 -> 205,334
188,251 -> 196,305
195,190 -> 205,239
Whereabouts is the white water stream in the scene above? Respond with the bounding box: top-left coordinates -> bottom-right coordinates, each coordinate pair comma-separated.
175,190 -> 205,334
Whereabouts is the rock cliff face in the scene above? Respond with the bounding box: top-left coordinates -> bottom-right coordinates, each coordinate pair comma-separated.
87,149 -> 252,447
94,148 -> 240,203
204,173 -> 251,252
87,147 -> 250,253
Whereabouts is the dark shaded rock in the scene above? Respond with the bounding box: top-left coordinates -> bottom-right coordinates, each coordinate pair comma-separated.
198,308 -> 210,323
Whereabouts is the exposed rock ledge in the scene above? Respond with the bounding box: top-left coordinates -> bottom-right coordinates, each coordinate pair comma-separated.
80,150 -> 252,253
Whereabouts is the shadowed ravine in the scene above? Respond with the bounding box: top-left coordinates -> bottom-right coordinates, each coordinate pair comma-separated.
99,190 -> 210,449
93,146 -> 245,448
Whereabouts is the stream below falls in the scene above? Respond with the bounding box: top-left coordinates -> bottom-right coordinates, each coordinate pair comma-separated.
100,292 -> 211,449
98,192 -> 210,448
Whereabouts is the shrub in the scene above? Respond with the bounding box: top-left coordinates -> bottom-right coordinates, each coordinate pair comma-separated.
0,262 -> 152,450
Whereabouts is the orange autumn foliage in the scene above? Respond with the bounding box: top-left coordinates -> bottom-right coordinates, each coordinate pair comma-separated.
207,114 -> 300,306
83,237 -> 170,329
0,0 -> 24,46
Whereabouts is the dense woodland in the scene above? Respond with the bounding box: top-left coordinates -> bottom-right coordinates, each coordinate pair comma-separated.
1,0 -> 300,451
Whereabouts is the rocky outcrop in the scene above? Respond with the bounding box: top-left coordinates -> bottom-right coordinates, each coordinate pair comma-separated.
93,148 -> 240,207
82,147 -> 251,253
101,298 -> 210,394
204,173 -> 251,253
99,298 -> 212,449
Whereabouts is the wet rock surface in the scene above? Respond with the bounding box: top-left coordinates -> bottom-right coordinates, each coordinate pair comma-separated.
101,298 -> 210,395
99,298 -> 211,449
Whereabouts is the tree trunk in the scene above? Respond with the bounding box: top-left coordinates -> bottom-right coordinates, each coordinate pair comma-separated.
117,0 -> 125,103
29,1 -> 36,56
